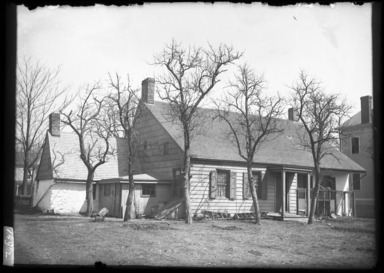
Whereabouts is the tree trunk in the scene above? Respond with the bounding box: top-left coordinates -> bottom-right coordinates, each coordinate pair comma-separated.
184,146 -> 192,224
85,171 -> 95,216
307,165 -> 321,224
248,165 -> 261,224
124,172 -> 135,221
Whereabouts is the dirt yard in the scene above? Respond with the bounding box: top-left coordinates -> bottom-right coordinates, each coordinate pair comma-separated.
14,213 -> 376,268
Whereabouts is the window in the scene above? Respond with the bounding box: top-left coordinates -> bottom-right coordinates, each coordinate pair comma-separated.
243,172 -> 264,200
210,170 -> 236,200
351,137 -> 360,154
352,173 -> 361,191
142,184 -> 156,197
104,184 -> 111,196
217,170 -> 230,197
163,142 -> 169,155
172,168 -> 184,197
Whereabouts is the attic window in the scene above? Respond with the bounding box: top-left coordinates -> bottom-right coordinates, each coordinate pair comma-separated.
351,137 -> 359,154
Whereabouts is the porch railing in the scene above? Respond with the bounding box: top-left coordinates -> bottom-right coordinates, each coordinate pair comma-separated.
296,188 -> 355,217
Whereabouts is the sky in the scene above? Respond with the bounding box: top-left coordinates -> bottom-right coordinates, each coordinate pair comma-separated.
17,3 -> 372,115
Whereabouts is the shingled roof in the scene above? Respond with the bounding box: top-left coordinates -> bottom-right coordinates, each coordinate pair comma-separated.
41,131 -> 137,181
145,101 -> 365,172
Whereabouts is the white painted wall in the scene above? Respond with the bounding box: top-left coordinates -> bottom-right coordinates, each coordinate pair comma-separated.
35,182 -> 101,215
332,172 -> 350,216
190,164 -> 275,215
33,179 -> 55,207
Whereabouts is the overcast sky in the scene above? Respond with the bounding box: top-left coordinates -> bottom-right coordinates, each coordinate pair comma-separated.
17,3 -> 372,114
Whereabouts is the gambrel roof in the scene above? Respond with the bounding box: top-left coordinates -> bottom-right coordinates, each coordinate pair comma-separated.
145,101 -> 365,173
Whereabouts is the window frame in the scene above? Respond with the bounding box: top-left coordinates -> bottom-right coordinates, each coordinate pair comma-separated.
141,184 -> 156,197
352,173 -> 361,191
351,137 -> 360,154
216,169 -> 230,198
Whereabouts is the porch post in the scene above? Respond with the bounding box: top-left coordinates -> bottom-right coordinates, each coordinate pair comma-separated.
282,170 -> 286,219
307,173 -> 311,216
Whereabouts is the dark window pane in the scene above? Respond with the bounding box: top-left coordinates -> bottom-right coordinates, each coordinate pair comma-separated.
353,174 -> 361,190
217,170 -> 229,197
351,137 -> 359,154
142,184 -> 156,197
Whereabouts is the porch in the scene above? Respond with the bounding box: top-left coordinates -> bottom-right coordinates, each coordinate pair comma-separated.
270,167 -> 355,220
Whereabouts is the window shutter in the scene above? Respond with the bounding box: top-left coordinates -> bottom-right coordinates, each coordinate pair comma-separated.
262,173 -> 268,200
243,173 -> 250,200
229,172 -> 236,200
210,170 -> 217,199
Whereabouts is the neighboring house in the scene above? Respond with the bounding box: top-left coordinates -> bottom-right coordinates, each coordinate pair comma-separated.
14,151 -> 37,196
14,151 -> 39,208
34,78 -> 366,220
340,96 -> 374,218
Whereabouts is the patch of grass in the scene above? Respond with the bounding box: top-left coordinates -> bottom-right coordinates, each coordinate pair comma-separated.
14,214 -> 376,268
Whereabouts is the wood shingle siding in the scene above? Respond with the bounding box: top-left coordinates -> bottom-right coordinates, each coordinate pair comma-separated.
190,164 -> 275,215
137,105 -> 183,179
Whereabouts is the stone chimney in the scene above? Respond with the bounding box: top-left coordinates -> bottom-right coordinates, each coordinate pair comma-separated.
360,95 -> 372,124
49,112 -> 60,137
288,108 -> 299,121
141,78 -> 155,104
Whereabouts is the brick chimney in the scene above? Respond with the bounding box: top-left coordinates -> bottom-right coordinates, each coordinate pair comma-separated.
141,78 -> 155,104
360,95 -> 372,124
288,108 -> 299,121
49,112 -> 60,137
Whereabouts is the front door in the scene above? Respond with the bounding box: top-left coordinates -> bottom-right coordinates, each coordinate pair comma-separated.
99,183 -> 121,218
297,173 -> 308,214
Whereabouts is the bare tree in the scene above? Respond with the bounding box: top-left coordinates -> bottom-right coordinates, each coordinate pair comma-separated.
289,71 -> 351,225
215,64 -> 285,224
107,73 -> 141,221
61,83 -> 115,216
16,57 -> 71,195
153,39 -> 242,224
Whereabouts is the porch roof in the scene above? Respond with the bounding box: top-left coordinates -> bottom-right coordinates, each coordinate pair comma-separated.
99,173 -> 172,184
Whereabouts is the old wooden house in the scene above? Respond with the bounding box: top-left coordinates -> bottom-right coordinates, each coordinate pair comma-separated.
34,78 -> 365,220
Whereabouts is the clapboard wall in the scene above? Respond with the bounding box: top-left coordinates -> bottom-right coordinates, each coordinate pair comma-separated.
136,105 -> 183,179
189,163 -> 276,215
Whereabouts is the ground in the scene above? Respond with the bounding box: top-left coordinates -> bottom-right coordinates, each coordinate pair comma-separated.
14,213 -> 377,268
